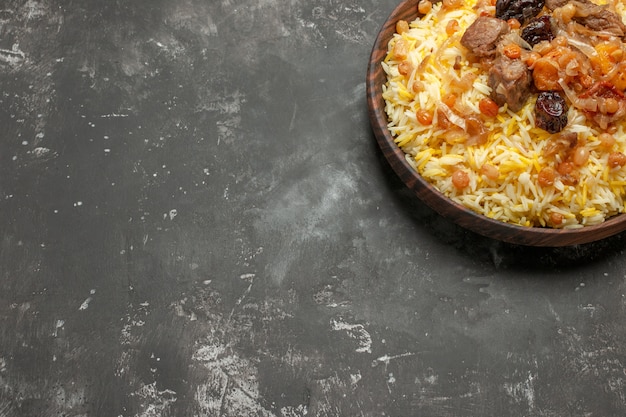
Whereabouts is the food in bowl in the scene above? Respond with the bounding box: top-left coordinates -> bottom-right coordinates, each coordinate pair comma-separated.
382,0 -> 626,228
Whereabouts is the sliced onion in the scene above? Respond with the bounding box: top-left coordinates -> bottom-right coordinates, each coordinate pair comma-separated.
442,68 -> 461,89
501,32 -> 532,51
557,78 -> 599,112
564,36 -> 597,59
601,61 -> 622,82
594,113 -> 611,130
433,35 -> 458,69
579,98 -> 599,112
565,59 -> 579,77
438,102 -> 466,130
558,78 -> 577,101
416,54 -> 431,74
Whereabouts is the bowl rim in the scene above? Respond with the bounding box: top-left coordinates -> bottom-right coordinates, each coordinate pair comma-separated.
366,0 -> 626,247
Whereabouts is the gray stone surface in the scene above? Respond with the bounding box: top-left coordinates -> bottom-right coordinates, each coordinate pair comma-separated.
0,0 -> 625,416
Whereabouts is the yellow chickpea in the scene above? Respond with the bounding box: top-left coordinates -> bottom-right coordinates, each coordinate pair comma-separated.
396,20 -> 409,35
418,0 -> 432,15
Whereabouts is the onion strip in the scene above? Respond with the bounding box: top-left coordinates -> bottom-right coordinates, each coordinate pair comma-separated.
564,36 -> 597,59
438,102 -> 466,130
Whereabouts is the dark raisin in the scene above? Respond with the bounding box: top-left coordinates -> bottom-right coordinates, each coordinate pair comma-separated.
495,0 -> 545,25
521,15 -> 555,46
535,91 -> 569,133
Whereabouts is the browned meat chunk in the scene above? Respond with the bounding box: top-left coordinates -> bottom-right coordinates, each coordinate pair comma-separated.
573,6 -> 626,38
544,0 -> 569,10
549,0 -> 626,37
488,55 -> 533,112
460,16 -> 510,58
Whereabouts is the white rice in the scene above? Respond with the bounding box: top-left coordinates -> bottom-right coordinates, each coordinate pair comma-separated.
382,0 -> 626,228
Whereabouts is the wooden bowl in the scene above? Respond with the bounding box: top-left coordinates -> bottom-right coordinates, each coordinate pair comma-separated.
366,0 -> 626,247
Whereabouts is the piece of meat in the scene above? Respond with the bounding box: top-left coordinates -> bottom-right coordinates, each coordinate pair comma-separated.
461,16 -> 510,58
549,0 -> 626,37
544,0 -> 569,10
488,55 -> 533,112
573,5 -> 626,38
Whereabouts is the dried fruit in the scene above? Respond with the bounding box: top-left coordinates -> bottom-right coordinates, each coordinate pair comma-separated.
495,0 -> 544,25
521,15 -> 555,46
535,91 -> 568,133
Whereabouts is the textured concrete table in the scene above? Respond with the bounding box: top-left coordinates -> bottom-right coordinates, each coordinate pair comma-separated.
1,0 -> 625,416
